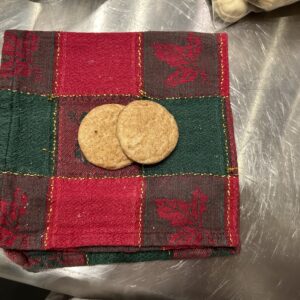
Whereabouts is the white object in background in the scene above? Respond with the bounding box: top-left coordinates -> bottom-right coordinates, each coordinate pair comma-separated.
248,0 -> 298,10
213,0 -> 250,23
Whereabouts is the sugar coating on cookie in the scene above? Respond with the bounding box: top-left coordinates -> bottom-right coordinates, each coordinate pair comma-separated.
78,104 -> 132,170
117,100 -> 179,164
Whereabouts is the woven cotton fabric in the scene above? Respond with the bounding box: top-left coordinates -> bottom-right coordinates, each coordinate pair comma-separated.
0,30 -> 239,271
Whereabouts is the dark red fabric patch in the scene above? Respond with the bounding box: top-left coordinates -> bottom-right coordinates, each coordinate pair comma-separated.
143,175 -> 229,248
54,32 -> 141,96
0,30 -> 55,94
143,32 -> 219,98
0,174 -> 49,250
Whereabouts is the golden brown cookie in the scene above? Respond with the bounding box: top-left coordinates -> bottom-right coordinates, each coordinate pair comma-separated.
117,100 -> 179,164
78,104 -> 132,170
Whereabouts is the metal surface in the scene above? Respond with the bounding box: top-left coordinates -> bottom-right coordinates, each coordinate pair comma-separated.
0,1 -> 300,299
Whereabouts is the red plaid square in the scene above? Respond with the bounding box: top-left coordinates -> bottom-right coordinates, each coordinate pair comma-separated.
45,177 -> 144,249
54,32 -> 141,96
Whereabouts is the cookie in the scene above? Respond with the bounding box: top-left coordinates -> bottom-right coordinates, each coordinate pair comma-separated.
78,104 -> 132,170
117,100 -> 179,164
213,0 -> 249,23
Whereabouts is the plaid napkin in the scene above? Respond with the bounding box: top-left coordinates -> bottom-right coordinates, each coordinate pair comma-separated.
0,30 -> 239,271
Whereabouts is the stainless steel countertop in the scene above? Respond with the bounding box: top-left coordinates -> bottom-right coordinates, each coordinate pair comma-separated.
0,1 -> 300,299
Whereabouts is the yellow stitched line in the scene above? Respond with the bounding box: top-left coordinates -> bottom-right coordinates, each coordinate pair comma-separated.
227,175 -> 233,245
54,94 -> 222,100
0,171 -> 43,177
143,92 -> 223,100
227,167 -> 238,171
137,32 -> 144,97
138,178 -> 144,247
51,101 -> 58,174
86,254 -> 89,265
50,31 -> 60,173
2,88 -> 49,98
44,98 -> 57,248
0,89 -> 138,99
221,99 -> 233,245
54,93 -> 136,98
44,33 -> 62,249
219,34 -> 225,95
219,34 -> 233,245
0,88 -> 226,101
44,177 -> 54,248
54,32 -> 61,95
221,100 -> 230,171
44,98 -> 58,248
0,170 -> 231,180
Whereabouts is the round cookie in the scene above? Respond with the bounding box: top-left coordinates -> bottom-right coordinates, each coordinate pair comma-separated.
213,0 -> 249,23
117,100 -> 179,164
78,104 -> 132,170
